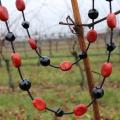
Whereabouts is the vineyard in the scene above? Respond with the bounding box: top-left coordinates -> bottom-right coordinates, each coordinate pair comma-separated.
0,0 -> 120,120
0,36 -> 120,120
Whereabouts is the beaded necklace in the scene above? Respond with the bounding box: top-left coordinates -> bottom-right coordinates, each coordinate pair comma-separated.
0,0 -> 119,117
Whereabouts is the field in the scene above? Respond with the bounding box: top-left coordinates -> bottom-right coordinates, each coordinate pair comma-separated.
0,37 -> 120,120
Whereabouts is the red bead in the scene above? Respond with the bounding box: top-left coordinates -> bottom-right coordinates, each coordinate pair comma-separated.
16,0 -> 25,11
60,61 -> 72,71
28,38 -> 37,49
86,29 -> 97,43
73,104 -> 88,116
0,6 -> 9,21
101,62 -> 112,77
32,98 -> 46,111
107,13 -> 116,29
11,53 -> 22,68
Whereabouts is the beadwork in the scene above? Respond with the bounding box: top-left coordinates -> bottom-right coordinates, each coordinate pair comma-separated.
0,0 -> 119,118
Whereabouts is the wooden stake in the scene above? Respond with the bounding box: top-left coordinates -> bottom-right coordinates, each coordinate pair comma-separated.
71,0 -> 101,120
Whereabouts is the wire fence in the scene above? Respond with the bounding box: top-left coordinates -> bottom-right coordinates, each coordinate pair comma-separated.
1,34 -> 120,62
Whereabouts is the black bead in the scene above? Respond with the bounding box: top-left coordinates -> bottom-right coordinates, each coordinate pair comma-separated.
107,43 -> 116,52
92,87 -> 104,99
78,51 -> 87,59
5,32 -> 15,42
19,79 -> 31,91
88,9 -> 99,20
40,56 -> 50,66
106,0 -> 113,1
22,21 -> 30,29
55,108 -> 64,117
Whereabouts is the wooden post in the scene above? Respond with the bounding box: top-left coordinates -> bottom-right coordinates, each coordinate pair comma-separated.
71,0 -> 101,120
49,40 -> 52,57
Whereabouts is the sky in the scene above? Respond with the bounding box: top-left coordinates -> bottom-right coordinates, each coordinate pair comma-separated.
0,0 -> 120,38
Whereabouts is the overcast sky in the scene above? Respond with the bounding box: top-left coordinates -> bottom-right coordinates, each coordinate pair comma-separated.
0,0 -> 120,38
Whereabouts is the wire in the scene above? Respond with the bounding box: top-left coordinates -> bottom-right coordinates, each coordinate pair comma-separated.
1,0 -> 118,117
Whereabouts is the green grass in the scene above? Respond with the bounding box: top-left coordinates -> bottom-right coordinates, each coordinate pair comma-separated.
0,46 -> 120,120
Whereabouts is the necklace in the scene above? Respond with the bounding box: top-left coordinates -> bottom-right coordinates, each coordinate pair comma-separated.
0,0 -> 119,117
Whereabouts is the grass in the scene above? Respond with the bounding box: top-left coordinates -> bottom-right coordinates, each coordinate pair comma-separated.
0,43 -> 120,120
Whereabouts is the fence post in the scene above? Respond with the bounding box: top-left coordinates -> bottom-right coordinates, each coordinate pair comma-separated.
49,39 -> 52,57
71,0 -> 101,120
